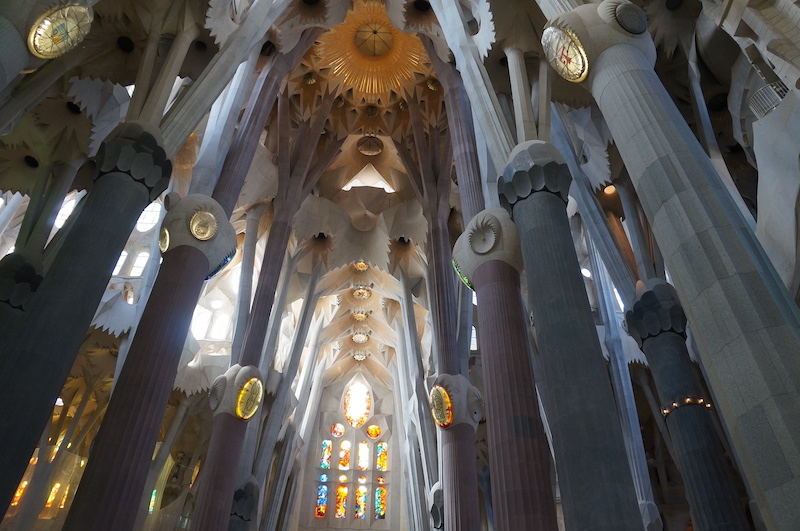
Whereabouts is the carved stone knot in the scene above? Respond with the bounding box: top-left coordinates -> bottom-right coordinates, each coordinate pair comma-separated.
429,373 -> 484,430
159,193 -> 237,279
498,141 -> 573,211
0,251 -> 43,310
96,121 -> 172,201
625,279 -> 687,348
452,208 -> 522,286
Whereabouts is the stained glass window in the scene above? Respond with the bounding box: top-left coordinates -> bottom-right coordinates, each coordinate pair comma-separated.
339,440 -> 351,470
358,475 -> 367,484
357,441 -> 370,470
331,423 -> 345,437
375,486 -> 387,519
335,485 -> 348,518
377,476 -> 386,484
320,474 -> 328,482
315,485 -> 328,518
355,485 -> 368,519
366,424 -> 381,439
376,442 -> 388,471
343,381 -> 372,428
320,440 -> 332,469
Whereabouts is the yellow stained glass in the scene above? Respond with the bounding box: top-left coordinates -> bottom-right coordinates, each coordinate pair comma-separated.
339,440 -> 351,470
358,441 -> 370,470
335,485 -> 348,518
376,442 -> 388,471
366,424 -> 381,439
355,485 -> 368,519
343,381 -> 372,428
11,481 -> 28,506
59,484 -> 70,509
45,483 -> 61,508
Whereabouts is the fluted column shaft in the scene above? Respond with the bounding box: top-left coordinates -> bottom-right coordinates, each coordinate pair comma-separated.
500,141 -> 641,529
473,259 -> 557,530
193,414 -> 248,531
439,423 -> 481,531
583,32 -> 800,528
0,122 -> 170,515
645,333 -> 750,530
63,245 -> 209,531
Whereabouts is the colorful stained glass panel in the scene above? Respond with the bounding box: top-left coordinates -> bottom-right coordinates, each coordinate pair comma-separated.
375,486 -> 387,519
376,441 -> 388,471
331,423 -> 345,437
339,440 -> 351,470
335,485 -> 348,518
315,485 -> 328,518
366,424 -> 381,438
320,440 -> 332,469
355,485 -> 368,519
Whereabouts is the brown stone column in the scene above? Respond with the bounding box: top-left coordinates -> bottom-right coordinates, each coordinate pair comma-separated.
63,194 -> 236,531
453,208 -> 557,530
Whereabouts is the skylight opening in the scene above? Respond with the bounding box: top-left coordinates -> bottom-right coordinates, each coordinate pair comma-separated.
342,164 -> 395,193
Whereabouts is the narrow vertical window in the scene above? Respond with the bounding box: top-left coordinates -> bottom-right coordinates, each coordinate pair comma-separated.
320,440 -> 332,469
376,441 -> 388,471
339,440 -> 351,470
374,486 -> 387,519
357,441 -> 370,470
335,485 -> 348,518
315,484 -> 328,518
355,485 -> 368,519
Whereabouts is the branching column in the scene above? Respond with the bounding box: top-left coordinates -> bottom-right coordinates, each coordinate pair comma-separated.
498,140 -> 642,530
548,3 -> 800,526
63,195 -> 236,530
626,280 -> 751,530
0,122 -> 171,514
453,208 -> 557,530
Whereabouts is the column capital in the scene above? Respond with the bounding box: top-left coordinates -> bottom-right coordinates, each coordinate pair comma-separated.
498,140 -> 572,209
159,194 -> 237,280
541,0 -> 655,87
625,279 -> 687,348
0,250 -> 42,310
429,373 -> 484,430
208,364 -> 264,420
96,121 -> 172,201
452,208 -> 522,287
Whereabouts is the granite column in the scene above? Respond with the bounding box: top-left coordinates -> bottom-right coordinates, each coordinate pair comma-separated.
498,140 -> 642,530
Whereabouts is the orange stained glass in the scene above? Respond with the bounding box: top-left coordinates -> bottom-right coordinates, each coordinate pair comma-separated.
375,486 -> 387,519
59,484 -> 70,509
357,441 -> 370,470
45,483 -> 61,508
339,440 -> 351,470
355,485 -> 368,519
331,423 -> 345,437
11,481 -> 28,506
376,442 -> 388,471
343,381 -> 372,428
335,485 -> 348,518
377,476 -> 386,484
366,424 -> 381,438
315,484 -> 328,518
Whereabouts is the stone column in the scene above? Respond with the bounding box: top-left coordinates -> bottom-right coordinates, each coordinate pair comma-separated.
0,122 -> 171,514
504,46 -> 538,143
626,279 -> 751,530
453,208 -> 557,530
428,373 -> 484,531
548,2 -> 800,526
498,140 -> 642,530
63,195 -> 236,530
192,364 -> 265,531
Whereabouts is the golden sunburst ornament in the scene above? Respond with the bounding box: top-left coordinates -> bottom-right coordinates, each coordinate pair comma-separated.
317,0 -> 427,95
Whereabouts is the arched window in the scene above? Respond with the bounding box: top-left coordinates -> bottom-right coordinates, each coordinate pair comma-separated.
313,377 -> 390,523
